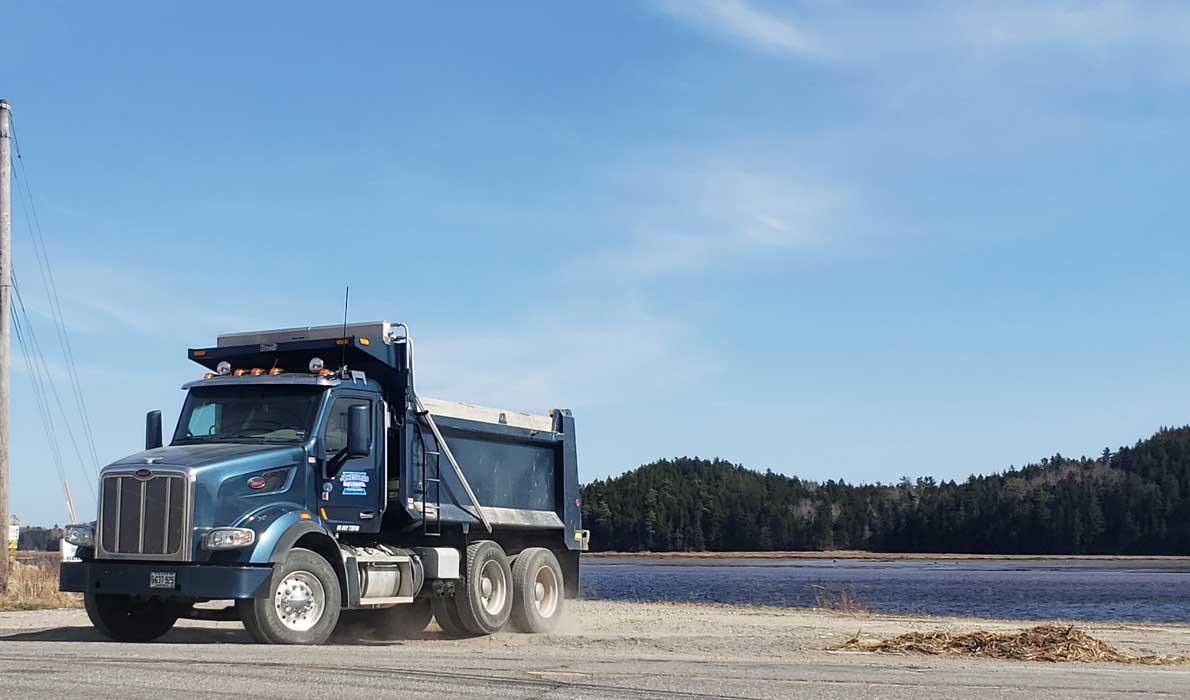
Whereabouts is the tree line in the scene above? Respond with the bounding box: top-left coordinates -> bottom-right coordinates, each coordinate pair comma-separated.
17,526 -> 64,551
579,425 -> 1190,554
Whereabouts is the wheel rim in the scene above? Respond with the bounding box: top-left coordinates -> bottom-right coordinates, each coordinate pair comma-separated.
478,559 -> 508,616
274,570 -> 326,632
532,564 -> 560,619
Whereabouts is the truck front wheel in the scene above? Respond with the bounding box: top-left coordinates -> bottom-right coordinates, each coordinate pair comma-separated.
238,547 -> 342,645
84,593 -> 180,642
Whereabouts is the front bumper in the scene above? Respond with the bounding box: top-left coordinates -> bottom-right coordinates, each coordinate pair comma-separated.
60,560 -> 274,600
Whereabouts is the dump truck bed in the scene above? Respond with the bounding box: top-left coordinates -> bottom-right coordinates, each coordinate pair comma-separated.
415,397 -> 583,548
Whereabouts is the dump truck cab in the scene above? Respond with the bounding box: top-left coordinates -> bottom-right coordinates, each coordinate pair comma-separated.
169,373 -> 388,538
61,321 -> 585,644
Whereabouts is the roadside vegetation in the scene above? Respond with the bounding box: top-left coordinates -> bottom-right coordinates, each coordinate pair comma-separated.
0,554 -> 81,612
581,425 -> 1190,555
836,625 -> 1189,665
811,584 -> 865,614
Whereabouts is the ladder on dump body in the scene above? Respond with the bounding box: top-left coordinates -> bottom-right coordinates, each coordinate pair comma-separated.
417,423 -> 442,536
415,400 -> 493,534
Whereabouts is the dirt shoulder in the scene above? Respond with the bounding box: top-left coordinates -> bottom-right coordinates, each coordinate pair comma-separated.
540,600 -> 1190,662
2,599 -> 1187,662
4,601 -> 1188,699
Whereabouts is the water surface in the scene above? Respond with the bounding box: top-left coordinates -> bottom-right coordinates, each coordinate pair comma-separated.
580,557 -> 1190,622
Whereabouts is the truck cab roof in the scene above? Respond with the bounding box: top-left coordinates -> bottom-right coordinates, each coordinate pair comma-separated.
188,321 -> 404,390
181,374 -> 344,390
189,321 -> 556,432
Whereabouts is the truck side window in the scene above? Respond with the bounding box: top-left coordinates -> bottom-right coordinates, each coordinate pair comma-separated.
324,397 -> 370,453
187,402 -> 217,437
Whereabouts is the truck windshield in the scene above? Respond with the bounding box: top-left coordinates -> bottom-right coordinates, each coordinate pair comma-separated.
172,385 -> 324,445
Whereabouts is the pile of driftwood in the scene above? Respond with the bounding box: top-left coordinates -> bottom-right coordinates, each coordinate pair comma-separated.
836,624 -> 1186,665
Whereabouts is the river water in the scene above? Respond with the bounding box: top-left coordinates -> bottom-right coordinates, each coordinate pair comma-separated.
579,557 -> 1190,622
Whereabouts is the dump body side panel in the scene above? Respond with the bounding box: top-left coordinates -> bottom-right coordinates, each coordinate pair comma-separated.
435,416 -> 558,513
408,409 -> 581,549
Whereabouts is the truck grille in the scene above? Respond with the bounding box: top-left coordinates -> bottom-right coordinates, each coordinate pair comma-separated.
98,471 -> 189,559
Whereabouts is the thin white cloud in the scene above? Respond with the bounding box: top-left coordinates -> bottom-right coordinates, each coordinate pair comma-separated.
33,259 -> 283,340
949,2 -> 1168,51
414,310 -> 710,414
654,1 -> 1190,79
654,0 -> 825,59
569,167 -> 851,282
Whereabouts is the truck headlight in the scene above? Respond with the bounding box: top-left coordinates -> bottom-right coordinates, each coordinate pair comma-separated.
203,527 -> 256,550
63,523 -> 95,547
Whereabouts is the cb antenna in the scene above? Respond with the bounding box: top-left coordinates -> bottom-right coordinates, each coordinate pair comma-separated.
339,285 -> 350,373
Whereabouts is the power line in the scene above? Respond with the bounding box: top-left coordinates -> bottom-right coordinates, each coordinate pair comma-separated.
9,287 -> 73,506
9,270 -> 97,505
10,118 -> 103,474
6,154 -> 98,508
8,116 -> 103,478
10,281 -> 83,517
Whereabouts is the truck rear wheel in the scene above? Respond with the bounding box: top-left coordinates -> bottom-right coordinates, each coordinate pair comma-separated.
509,548 -> 565,633
238,547 -> 342,645
84,593 -> 180,642
452,540 -> 513,635
432,593 -> 472,637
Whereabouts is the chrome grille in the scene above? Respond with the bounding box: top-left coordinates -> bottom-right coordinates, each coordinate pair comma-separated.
97,471 -> 189,559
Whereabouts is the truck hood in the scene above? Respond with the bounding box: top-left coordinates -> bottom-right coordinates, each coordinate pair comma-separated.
108,443 -> 307,474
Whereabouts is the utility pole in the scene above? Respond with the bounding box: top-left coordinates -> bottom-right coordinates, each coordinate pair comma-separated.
0,99 -> 11,593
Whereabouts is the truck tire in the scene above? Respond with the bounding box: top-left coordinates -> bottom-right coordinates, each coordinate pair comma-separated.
238,547 -> 342,645
84,593 -> 180,642
431,593 -> 473,637
453,540 -> 513,635
342,598 -> 434,638
509,548 -> 565,633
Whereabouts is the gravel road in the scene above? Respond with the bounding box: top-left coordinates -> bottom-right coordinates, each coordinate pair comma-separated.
1,600 -> 1187,699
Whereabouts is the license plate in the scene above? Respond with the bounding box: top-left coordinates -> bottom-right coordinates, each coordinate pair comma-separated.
149,571 -> 176,589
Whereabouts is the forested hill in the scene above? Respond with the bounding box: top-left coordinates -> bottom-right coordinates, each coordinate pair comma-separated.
579,426 -> 1190,555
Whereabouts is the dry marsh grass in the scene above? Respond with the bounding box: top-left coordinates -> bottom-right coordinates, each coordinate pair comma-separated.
812,584 -> 866,613
0,559 -> 82,612
836,624 -> 1188,665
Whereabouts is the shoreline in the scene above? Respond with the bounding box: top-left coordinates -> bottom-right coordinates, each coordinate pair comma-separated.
585,550 -> 1190,562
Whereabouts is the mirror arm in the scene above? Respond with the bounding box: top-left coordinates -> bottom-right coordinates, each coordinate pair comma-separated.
324,448 -> 349,479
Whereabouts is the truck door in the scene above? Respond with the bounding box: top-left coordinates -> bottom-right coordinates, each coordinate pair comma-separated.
320,392 -> 383,534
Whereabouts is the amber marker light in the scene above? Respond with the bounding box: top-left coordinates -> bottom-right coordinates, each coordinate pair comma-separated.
203,373 -> 215,379
251,368 -> 266,376
269,367 -> 284,375
233,369 -> 248,376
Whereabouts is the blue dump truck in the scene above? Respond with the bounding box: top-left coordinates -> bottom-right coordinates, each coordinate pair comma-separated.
60,321 -> 587,644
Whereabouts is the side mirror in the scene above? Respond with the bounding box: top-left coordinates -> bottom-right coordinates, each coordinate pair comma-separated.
346,404 -> 371,458
146,410 -> 163,450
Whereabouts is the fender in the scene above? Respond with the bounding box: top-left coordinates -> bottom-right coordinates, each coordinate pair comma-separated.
243,505 -> 337,565
243,505 -> 351,605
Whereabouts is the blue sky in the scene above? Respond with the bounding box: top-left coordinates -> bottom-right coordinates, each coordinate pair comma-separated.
5,1 -> 1190,526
